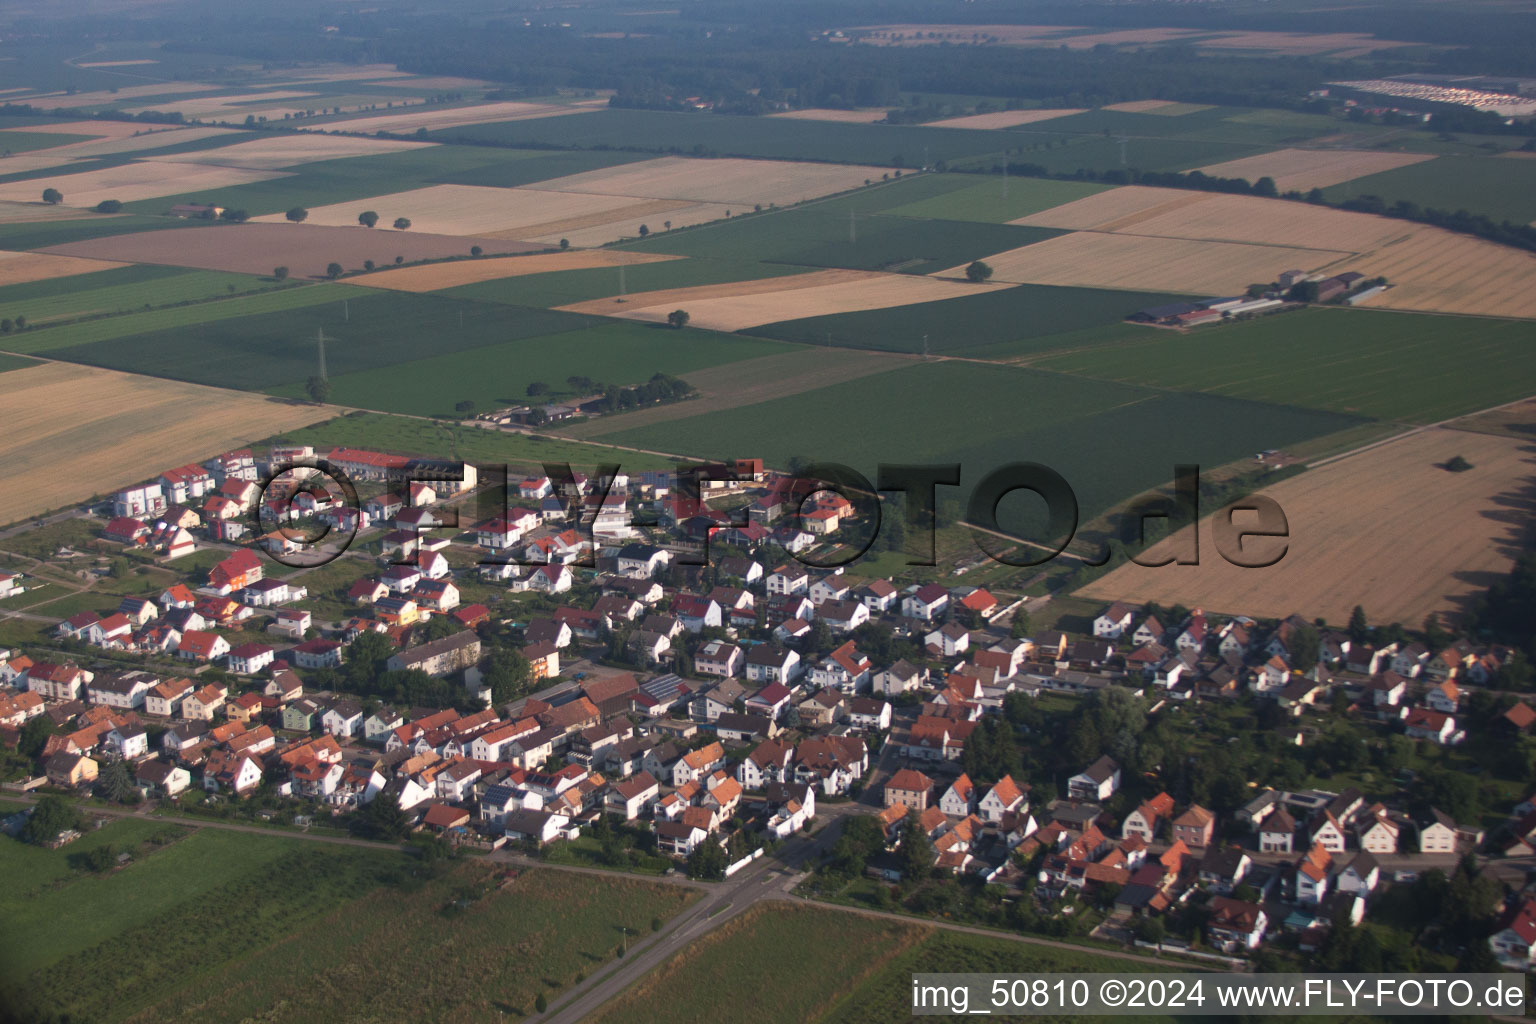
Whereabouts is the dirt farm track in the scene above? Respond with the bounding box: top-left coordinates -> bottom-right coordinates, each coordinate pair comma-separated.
1078,426 -> 1536,627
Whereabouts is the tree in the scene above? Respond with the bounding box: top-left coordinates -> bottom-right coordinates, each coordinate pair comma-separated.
22,795 -> 81,845
19,715 -> 56,758
95,199 -> 123,214
687,834 -> 727,879
363,259 -> 375,272
469,245 -> 482,257
362,793 -> 410,840
0,318 -> 12,334
219,208 -> 249,222
454,399 -> 476,416
393,217 -> 411,230
1444,455 -> 1473,472
526,381 -> 550,397
1287,623 -> 1321,669
305,376 -> 331,404
1348,604 -> 1369,643
535,993 -> 548,1013
285,206 -> 308,223
84,843 -> 117,872
1253,175 -> 1279,197
559,238 -> 570,250
273,265 -> 289,281
667,309 -> 690,329
965,260 -> 994,283
41,187 -> 61,205
1010,610 -> 1032,639
326,262 -> 344,280
96,758 -> 138,804
637,224 -> 650,237
899,809 -> 933,880
1288,280 -> 1320,303
357,210 -> 379,228
14,315 -> 24,330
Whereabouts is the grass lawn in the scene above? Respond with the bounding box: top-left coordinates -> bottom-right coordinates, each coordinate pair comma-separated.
592,360 -> 1363,543
1322,153 -> 1536,226
269,410 -> 679,473
436,256 -> 812,308
884,174 -> 1110,223
744,282 -> 1188,355
1030,307 -> 1536,423
589,903 -> 928,1024
122,863 -> 695,1024
265,320 -> 795,418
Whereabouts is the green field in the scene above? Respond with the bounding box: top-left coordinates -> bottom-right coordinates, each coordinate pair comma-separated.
590,903 -> 1172,1024
1322,154 -> 1536,225
745,282 -> 1189,355
1032,307 -> 1536,423
124,863 -> 694,1024
884,175 -> 1109,223
121,144 -> 649,218
0,263 -> 291,325
438,256 -> 812,308
4,822 -> 692,1024
0,213 -> 214,251
46,290 -> 598,389
626,207 -> 1059,274
430,108 -> 1022,167
592,359 -> 1364,541
0,129 -> 95,154
273,410 -> 680,473
4,282 -> 346,352
266,320 -> 796,417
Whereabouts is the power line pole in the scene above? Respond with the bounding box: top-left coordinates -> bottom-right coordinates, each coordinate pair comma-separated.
1002,160 -> 1008,199
315,328 -> 330,381
343,298 -> 349,322
922,334 -> 929,361
619,263 -> 626,301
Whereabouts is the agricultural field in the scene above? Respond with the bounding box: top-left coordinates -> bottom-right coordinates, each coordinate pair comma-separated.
41,221 -> 541,279
1193,147 -> 1436,191
429,107 -> 1021,168
564,268 -> 1014,332
591,359 -> 1365,543
303,97 -> 608,134
117,144 -> 646,219
1322,153 -> 1536,226
883,175 -> 1110,223
343,249 -> 683,293
0,128 -> 100,153
588,903 -> 927,1024
150,132 -> 438,170
590,902 -> 1171,1024
0,213 -> 214,251
1032,307 -> 1536,423
0,249 -> 125,286
767,108 -> 891,124
0,360 -> 330,524
3,159 -> 287,207
627,205 -> 1059,275
265,319 -> 796,418
0,263 -> 292,325
745,281 -> 1188,355
925,108 -> 1088,129
522,156 -> 891,207
438,256 -> 815,308
274,409 -> 682,477
1078,425 -> 1536,627
43,290 -> 594,391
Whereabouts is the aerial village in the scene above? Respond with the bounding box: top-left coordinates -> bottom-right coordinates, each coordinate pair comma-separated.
3,439 -> 1535,971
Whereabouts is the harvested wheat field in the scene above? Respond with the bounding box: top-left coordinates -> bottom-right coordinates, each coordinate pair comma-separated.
1012,185 -> 1207,231
1078,427 -> 1536,626
306,99 -> 607,135
522,156 -> 888,207
567,348 -> 908,439
155,133 -> 437,170
926,109 -> 1087,129
0,361 -> 332,526
1199,30 -> 1414,55
42,222 -> 540,278
19,82 -> 222,108
1050,28 -> 1208,48
1096,192 -> 1411,252
854,24 -> 1083,46
569,269 -> 1014,332
0,160 -> 286,207
1196,148 -> 1436,191
343,250 -> 680,292
120,89 -> 320,118
1102,100 -> 1212,114
951,232 -> 1342,295
0,125 -> 238,176
0,250 -> 126,286
520,201 -> 736,248
1338,228 -> 1536,320
76,59 -> 160,67
768,108 -> 891,124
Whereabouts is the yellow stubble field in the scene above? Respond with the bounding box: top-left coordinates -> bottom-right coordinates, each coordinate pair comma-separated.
925,109 -> 1088,129
520,156 -> 890,206
0,361 -> 333,526
302,99 -> 607,135
1077,426 -> 1536,626
0,250 -> 127,286
1194,148 -> 1436,191
341,250 -> 680,292
0,160 -> 287,207
154,133 -> 438,170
